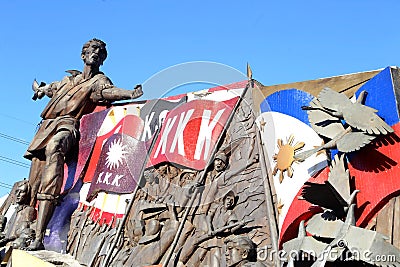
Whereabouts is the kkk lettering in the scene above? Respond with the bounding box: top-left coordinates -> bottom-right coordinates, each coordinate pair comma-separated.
148,97 -> 239,170
86,133 -> 147,201
140,96 -> 187,141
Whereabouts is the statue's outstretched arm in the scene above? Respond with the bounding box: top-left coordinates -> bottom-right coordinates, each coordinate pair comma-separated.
100,84 -> 143,101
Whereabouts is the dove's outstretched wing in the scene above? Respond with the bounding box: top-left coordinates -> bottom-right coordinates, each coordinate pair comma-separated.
326,154 -> 350,204
283,221 -> 328,258
307,98 -> 345,139
300,182 -> 345,213
317,87 -> 352,113
335,131 -> 376,152
306,213 -> 344,238
342,226 -> 400,266
342,102 -> 394,135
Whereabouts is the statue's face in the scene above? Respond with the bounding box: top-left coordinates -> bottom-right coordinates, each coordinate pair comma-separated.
225,242 -> 245,266
184,172 -> 195,181
144,172 -> 155,184
214,158 -> 226,172
15,185 -> 28,204
168,165 -> 179,178
157,165 -> 168,177
82,42 -> 105,66
224,195 -> 235,209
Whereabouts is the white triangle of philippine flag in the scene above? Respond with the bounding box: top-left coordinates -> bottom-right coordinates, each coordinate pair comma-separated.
256,89 -> 329,242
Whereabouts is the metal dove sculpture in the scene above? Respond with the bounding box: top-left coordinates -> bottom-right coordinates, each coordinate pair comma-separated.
299,154 -> 359,220
282,220 -> 328,265
311,204 -> 400,267
295,88 -> 393,161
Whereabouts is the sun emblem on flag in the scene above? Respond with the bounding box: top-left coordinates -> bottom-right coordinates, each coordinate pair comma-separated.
272,134 -> 305,183
105,138 -> 128,170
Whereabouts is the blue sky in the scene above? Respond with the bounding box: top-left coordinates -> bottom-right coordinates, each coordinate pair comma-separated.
1,0 -> 400,196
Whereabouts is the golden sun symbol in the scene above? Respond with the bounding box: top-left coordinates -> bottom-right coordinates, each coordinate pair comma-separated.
272,134 -> 305,183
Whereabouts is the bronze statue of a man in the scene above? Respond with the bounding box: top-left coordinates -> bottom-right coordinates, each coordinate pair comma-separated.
24,38 -> 143,250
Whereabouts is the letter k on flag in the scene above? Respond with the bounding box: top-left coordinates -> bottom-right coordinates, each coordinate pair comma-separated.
148,97 -> 239,170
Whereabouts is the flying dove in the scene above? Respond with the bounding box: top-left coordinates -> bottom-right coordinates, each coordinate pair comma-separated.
282,220 -> 328,263
299,154 -> 359,219
311,205 -> 400,267
295,88 -> 392,161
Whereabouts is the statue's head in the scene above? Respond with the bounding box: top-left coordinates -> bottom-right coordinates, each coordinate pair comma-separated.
144,171 -> 155,184
15,180 -> 30,205
179,169 -> 196,182
223,190 -> 236,209
168,164 -> 180,178
156,164 -> 168,177
81,38 -> 107,66
139,219 -> 161,244
224,235 -> 256,266
214,151 -> 227,172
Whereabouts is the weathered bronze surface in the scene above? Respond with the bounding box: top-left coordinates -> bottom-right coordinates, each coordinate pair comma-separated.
23,38 -> 143,251
224,235 -> 267,267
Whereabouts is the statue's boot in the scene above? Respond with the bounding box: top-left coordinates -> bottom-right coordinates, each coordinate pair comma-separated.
25,198 -> 55,251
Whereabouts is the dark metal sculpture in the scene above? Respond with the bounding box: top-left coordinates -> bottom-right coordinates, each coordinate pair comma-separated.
280,86 -> 400,267
281,204 -> 400,266
0,215 -> 6,239
282,220 -> 328,265
313,88 -> 392,135
179,190 -> 251,265
123,204 -> 179,266
310,204 -> 400,267
300,154 -> 359,219
24,38 -> 143,250
54,80 -> 274,267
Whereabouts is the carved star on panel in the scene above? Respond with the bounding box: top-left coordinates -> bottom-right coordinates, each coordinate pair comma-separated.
277,199 -> 284,215
272,134 -> 305,183
259,118 -> 266,132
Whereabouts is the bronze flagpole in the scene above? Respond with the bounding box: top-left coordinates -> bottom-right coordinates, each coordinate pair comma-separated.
250,80 -> 281,266
102,126 -> 162,267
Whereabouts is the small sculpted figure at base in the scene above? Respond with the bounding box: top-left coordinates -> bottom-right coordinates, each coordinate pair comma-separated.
225,235 -> 266,267
0,180 -> 36,248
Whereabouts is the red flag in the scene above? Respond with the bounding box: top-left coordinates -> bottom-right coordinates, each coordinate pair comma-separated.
86,133 -> 149,201
83,114 -> 144,183
148,97 -> 239,170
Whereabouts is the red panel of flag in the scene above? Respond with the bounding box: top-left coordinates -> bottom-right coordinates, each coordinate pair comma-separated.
147,97 -> 239,170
